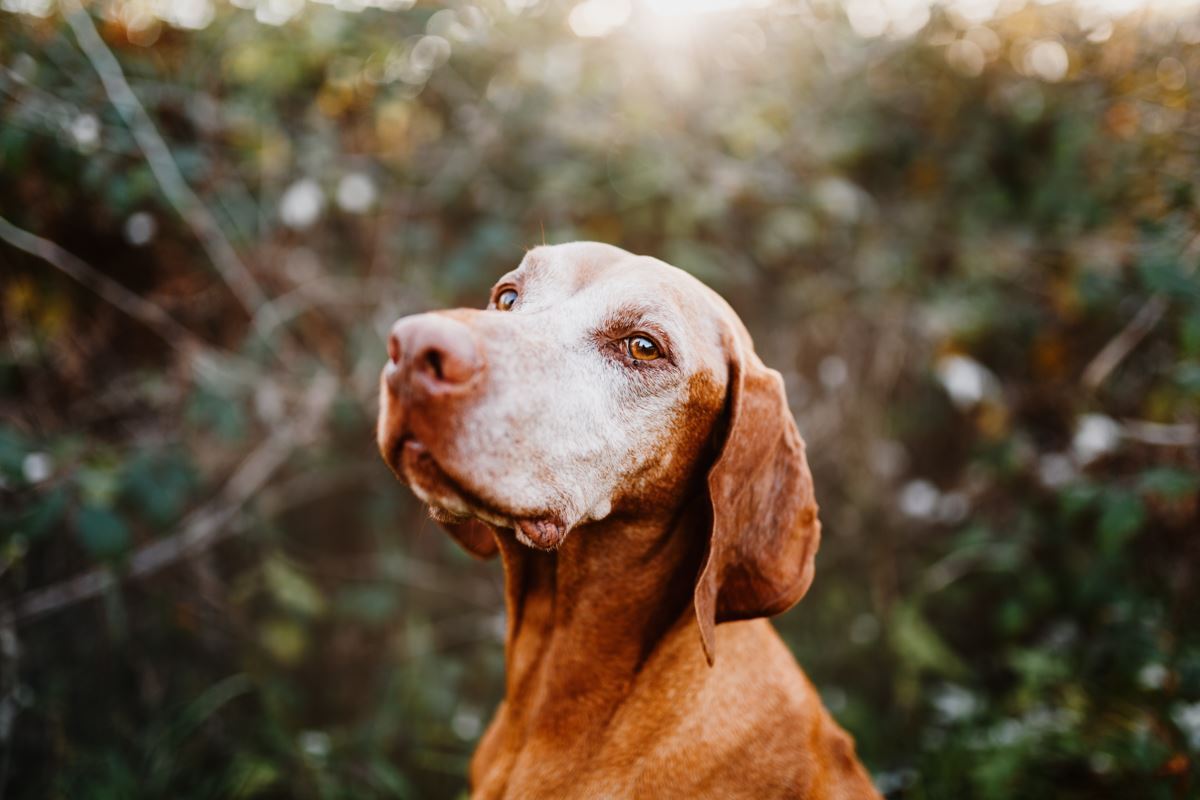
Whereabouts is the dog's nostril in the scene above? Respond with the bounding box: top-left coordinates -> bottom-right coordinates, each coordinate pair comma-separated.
387,332 -> 402,365
424,349 -> 444,381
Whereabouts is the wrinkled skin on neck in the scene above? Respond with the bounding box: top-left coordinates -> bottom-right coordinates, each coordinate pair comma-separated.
473,503 -> 708,797
470,507 -> 876,800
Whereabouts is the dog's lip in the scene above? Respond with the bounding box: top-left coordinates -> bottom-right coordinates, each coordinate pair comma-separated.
396,436 -> 464,497
396,437 -> 508,515
393,435 -> 569,551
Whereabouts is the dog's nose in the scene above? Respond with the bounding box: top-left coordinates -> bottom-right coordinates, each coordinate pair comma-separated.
387,314 -> 482,391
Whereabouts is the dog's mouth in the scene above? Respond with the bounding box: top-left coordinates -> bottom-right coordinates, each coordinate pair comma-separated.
389,435 -> 569,550
393,435 -> 484,515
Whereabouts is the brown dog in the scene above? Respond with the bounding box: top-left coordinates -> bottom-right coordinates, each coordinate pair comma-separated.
378,242 -> 880,798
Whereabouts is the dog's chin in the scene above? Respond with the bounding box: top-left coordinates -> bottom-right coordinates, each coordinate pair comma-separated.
426,504 -> 469,526
398,438 -> 571,551
398,438 -> 484,518
511,518 -> 570,550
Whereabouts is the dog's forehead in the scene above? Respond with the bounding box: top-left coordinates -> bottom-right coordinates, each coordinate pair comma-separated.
517,243 -> 728,352
519,241 -> 629,283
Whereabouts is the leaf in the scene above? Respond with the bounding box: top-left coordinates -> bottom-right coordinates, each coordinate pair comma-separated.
228,757 -> 280,799
1009,647 -> 1070,690
0,426 -> 27,477
1175,363 -> 1200,392
1181,312 -> 1200,358
121,451 -> 196,525
334,584 -> 398,625
144,674 -> 254,789
259,619 -> 307,665
7,485 -> 67,542
179,674 -> 254,734
1097,491 -> 1146,556
368,758 -> 415,798
77,464 -> 121,506
1059,483 -> 1100,521
1138,468 -> 1200,500
76,506 -> 131,558
186,386 -> 247,441
1138,259 -> 1200,303
263,558 -> 325,617
889,601 -> 968,679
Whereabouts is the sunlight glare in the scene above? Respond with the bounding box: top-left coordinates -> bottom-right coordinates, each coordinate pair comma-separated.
645,0 -> 770,15
568,0 -> 631,37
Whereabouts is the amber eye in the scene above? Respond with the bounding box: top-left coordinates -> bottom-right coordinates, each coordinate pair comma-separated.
627,335 -> 661,361
496,289 -> 518,311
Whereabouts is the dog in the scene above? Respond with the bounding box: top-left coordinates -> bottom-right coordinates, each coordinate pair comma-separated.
378,242 -> 880,798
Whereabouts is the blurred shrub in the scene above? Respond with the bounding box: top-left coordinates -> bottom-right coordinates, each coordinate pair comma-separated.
1,1 -> 1198,798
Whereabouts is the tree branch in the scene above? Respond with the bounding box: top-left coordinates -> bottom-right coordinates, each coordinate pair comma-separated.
1,215 -> 201,352
0,215 -> 253,385
1082,294 -> 1169,390
2,373 -> 339,626
60,0 -> 274,326
1083,232 -> 1200,390
1122,419 -> 1200,447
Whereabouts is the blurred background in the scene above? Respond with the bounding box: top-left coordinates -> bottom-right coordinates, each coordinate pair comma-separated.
2,0 -> 1199,796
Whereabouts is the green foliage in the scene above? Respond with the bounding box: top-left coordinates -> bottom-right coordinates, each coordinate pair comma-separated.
2,1 -> 1199,798
75,505 -> 132,558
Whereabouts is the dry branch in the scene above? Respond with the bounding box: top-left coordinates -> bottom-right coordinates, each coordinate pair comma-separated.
1083,232 -> 1200,390
1082,294 -> 1169,390
0,215 -> 255,386
2,373 -> 339,626
60,0 -> 273,325
1122,419 -> 1200,448
0,215 -> 202,352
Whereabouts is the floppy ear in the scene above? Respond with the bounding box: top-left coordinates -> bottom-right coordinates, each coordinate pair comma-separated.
693,330 -> 821,666
437,516 -> 499,560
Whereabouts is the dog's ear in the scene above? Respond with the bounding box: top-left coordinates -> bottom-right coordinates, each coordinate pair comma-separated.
693,328 -> 821,666
437,516 -> 499,559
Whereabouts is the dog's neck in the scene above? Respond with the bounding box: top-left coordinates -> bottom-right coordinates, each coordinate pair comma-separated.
494,499 -> 707,731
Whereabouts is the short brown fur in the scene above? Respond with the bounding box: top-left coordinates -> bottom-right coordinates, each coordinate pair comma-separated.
378,243 -> 881,799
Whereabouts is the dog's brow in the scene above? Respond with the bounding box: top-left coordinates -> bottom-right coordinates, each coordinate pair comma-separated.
519,251 -> 548,274
601,301 -> 667,327
597,303 -> 682,353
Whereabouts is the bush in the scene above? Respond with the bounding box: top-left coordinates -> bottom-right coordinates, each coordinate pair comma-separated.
1,1 -> 1197,797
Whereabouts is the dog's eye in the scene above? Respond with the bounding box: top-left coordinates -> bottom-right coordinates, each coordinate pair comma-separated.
627,335 -> 661,361
496,289 -> 518,311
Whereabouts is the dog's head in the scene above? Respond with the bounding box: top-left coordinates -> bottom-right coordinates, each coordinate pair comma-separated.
378,242 -> 820,662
